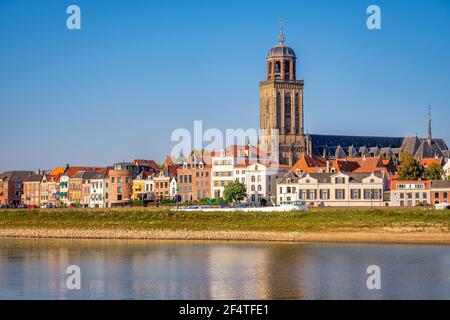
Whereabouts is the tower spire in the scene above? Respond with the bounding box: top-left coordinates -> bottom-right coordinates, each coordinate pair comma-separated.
278,18 -> 286,45
428,105 -> 432,144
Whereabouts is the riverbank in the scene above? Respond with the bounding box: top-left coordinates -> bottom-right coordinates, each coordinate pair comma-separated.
1,228 -> 450,244
0,208 -> 449,244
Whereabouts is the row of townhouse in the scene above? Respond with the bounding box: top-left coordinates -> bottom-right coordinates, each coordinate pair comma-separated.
17,160 -> 160,208
3,146 -> 450,209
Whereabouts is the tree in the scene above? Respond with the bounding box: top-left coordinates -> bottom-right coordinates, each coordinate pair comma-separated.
425,163 -> 444,180
223,181 -> 247,203
398,152 -> 422,180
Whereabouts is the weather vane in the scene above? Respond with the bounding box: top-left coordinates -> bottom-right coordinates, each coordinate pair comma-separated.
278,17 -> 286,45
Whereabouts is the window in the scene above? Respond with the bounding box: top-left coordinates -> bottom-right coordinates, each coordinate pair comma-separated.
117,177 -> 122,183
320,189 -> 329,200
251,176 -> 256,183
117,187 -> 122,193
251,185 -> 255,191
287,187 -> 291,193
125,177 -> 129,184
111,177 -> 115,183
335,177 -> 345,184
435,192 -> 439,199
275,61 -> 281,73
257,175 -> 261,182
400,193 -> 404,199
284,60 -> 290,74
257,185 -> 262,192
335,189 -> 345,200
351,189 -> 360,200
444,192 -> 448,198
284,92 -> 291,133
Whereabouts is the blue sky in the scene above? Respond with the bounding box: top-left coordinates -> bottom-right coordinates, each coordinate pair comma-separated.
1,0 -> 449,171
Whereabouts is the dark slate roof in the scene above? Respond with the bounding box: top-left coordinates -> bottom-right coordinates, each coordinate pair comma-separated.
310,134 -> 403,156
401,136 -> 421,155
71,171 -> 85,179
347,146 -> 359,157
279,171 -> 383,184
335,145 -> 347,159
24,173 -> 43,182
0,171 -> 35,182
414,140 -> 444,159
308,173 -> 334,183
430,180 -> 450,189
310,134 -> 448,158
267,45 -> 296,58
278,170 -> 299,183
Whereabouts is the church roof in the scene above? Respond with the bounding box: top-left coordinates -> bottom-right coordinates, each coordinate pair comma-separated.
309,134 -> 403,156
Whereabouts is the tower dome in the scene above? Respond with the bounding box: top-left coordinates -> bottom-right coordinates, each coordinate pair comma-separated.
267,45 -> 296,58
265,21 -> 297,81
267,21 -> 296,58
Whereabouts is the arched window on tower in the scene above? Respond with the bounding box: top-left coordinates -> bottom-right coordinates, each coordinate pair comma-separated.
276,92 -> 281,129
295,92 -> 300,134
284,92 -> 292,134
284,60 -> 290,79
268,61 -> 272,79
265,95 -> 270,129
275,61 -> 281,79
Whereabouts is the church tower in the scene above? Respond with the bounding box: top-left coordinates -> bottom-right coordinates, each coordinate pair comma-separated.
260,22 -> 308,165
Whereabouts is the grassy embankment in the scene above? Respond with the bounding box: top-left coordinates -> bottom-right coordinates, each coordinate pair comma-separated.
0,208 -> 449,233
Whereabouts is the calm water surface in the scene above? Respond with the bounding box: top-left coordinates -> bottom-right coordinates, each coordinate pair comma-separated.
0,238 -> 449,299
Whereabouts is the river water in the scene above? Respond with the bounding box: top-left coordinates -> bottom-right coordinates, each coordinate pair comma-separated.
0,238 -> 449,299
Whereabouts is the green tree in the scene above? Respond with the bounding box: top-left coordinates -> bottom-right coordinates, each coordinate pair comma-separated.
223,181 -> 247,203
398,152 -> 422,180
425,163 -> 444,180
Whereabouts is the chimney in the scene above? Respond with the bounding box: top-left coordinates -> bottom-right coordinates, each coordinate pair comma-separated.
326,161 -> 330,173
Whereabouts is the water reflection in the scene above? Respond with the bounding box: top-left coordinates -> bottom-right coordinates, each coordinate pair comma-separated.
0,238 -> 449,299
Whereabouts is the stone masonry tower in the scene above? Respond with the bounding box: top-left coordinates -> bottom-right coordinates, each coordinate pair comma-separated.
259,22 -> 310,165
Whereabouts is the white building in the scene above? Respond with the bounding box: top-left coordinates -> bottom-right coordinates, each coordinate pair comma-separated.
245,162 -> 289,206
444,159 -> 450,179
277,171 -> 387,207
90,170 -> 109,208
211,149 -> 235,198
144,175 -> 155,200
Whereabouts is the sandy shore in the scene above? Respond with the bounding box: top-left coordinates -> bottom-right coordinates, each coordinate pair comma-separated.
1,228 -> 450,244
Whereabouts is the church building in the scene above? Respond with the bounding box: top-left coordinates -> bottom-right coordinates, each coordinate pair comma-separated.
260,25 -> 449,165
